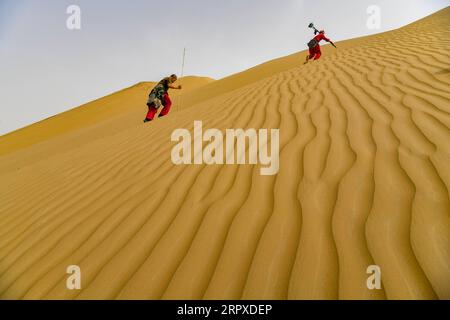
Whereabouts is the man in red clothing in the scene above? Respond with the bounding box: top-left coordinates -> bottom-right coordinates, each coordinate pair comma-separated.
304,30 -> 337,64
144,74 -> 182,123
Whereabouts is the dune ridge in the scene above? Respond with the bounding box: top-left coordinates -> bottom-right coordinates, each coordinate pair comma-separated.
0,76 -> 214,156
0,8 -> 449,299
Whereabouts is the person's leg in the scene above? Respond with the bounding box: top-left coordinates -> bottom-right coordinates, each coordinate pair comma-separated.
304,55 -> 310,64
144,103 -> 158,122
304,47 -> 315,64
313,46 -> 322,60
158,93 -> 172,117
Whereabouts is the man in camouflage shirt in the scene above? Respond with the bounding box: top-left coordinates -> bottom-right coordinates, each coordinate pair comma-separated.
144,74 -> 182,122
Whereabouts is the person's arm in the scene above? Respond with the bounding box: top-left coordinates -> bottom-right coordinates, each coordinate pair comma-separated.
323,36 -> 337,48
169,84 -> 182,90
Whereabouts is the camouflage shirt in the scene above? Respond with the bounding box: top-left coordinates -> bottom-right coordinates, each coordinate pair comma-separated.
150,77 -> 170,100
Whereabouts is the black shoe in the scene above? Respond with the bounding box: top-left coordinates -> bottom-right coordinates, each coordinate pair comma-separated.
143,119 -> 151,123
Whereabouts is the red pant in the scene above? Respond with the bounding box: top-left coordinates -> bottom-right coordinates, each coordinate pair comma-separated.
308,45 -> 322,60
145,93 -> 172,121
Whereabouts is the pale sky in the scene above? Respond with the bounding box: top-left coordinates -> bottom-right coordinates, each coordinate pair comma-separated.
0,0 -> 449,135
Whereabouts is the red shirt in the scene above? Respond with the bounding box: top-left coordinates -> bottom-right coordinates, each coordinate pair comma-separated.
314,33 -> 331,43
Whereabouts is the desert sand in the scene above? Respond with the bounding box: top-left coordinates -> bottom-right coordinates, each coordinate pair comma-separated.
0,8 -> 449,300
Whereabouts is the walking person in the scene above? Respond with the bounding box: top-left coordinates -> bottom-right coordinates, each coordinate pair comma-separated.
304,29 -> 337,64
144,74 -> 182,123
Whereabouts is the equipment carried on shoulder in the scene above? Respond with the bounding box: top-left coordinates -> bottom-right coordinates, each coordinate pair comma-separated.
308,23 -> 320,35
307,23 -> 320,48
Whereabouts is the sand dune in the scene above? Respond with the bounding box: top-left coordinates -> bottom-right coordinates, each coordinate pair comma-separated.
0,76 -> 214,157
0,8 -> 449,300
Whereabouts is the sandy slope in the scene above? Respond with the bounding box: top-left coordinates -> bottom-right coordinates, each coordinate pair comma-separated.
0,76 -> 214,157
0,8 -> 449,300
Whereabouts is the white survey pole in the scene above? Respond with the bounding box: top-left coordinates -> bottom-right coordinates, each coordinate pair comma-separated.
178,47 -> 186,112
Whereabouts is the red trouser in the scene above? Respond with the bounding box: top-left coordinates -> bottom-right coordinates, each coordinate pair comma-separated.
145,93 -> 172,121
308,45 -> 322,60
